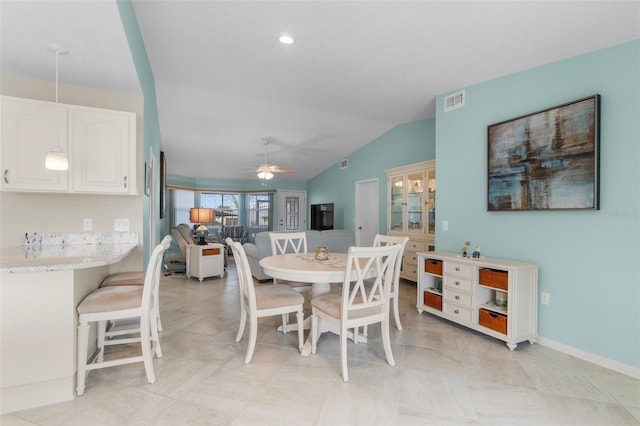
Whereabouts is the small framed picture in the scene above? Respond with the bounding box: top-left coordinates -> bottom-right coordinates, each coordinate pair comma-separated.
144,162 -> 151,196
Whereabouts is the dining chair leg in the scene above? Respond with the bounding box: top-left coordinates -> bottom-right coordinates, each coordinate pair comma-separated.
310,314 -> 318,354
140,318 -> 156,384
76,320 -> 90,396
281,313 -> 289,334
381,317 -> 395,367
392,292 -> 403,331
296,309 -> 304,352
235,306 -> 247,343
340,325 -> 349,382
245,316 -> 258,364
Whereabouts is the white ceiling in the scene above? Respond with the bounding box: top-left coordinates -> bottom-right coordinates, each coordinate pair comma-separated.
2,1 -> 639,182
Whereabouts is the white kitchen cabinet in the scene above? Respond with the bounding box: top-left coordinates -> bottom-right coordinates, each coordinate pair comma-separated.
417,251 -> 538,350
1,96 -> 137,195
385,160 -> 435,281
1,96 -> 69,191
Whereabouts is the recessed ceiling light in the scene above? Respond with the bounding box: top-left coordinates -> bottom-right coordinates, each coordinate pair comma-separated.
278,34 -> 295,45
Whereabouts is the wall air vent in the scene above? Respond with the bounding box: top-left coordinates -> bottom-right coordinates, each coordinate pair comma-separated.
444,90 -> 465,112
340,159 -> 348,170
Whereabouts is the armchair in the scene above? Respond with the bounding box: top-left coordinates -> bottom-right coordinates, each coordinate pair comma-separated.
218,225 -> 248,245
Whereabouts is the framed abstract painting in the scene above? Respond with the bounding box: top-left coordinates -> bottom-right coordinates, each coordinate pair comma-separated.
487,95 -> 600,211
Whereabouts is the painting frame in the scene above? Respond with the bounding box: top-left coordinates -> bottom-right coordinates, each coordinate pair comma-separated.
160,151 -> 166,218
487,95 -> 600,211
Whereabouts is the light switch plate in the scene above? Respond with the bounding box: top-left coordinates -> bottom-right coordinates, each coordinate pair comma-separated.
83,218 -> 92,231
114,219 -> 129,232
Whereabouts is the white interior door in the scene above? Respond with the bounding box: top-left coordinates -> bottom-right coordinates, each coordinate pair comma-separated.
278,191 -> 307,231
355,179 -> 378,246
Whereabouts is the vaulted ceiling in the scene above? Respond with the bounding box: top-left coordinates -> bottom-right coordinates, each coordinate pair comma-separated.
2,1 -> 639,182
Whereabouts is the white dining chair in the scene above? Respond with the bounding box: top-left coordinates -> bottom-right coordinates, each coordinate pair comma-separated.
268,231 -> 312,331
373,234 -> 409,330
227,239 -> 304,364
310,244 -> 401,382
76,235 -> 171,396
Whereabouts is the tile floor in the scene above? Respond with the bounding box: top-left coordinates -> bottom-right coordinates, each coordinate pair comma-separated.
3,258 -> 639,426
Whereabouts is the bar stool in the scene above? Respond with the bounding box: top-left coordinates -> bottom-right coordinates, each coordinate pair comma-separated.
76,236 -> 171,396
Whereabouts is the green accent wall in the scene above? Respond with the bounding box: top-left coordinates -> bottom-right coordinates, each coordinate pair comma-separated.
435,40 -> 639,369
117,0 -> 166,263
308,119 -> 436,232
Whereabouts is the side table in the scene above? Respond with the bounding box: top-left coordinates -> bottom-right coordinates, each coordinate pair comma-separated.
186,243 -> 225,282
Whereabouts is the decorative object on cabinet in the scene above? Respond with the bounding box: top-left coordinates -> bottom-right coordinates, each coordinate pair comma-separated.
1,96 -> 136,194
385,160 -> 435,282
190,208 -> 215,245
417,251 -> 538,350
472,246 -> 481,259
461,240 -> 471,257
488,95 -> 600,211
160,151 -> 166,218
44,44 -> 69,171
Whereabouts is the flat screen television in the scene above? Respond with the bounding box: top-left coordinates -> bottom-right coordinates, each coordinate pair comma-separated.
310,203 -> 334,230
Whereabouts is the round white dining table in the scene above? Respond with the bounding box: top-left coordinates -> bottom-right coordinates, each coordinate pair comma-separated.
259,252 -> 365,356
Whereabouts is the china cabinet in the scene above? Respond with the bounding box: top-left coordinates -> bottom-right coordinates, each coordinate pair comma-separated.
417,251 -> 538,350
1,96 -> 136,195
386,160 -> 435,281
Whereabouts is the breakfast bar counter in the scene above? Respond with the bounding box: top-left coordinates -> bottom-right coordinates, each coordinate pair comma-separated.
0,232 -> 138,414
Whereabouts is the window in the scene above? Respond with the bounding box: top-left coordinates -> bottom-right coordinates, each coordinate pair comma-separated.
200,192 -> 239,226
247,193 -> 272,234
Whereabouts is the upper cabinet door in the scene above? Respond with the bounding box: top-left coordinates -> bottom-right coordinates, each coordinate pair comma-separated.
1,97 -> 69,192
70,107 -> 136,194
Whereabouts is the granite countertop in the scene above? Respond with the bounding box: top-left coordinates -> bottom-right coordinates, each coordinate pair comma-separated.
0,232 -> 139,274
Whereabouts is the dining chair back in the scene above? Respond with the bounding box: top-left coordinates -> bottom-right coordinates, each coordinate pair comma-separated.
310,244 -> 402,382
268,231 -> 312,332
373,234 -> 409,330
76,235 -> 171,395
227,238 -> 305,364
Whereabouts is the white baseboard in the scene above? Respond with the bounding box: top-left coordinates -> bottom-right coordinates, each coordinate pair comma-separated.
537,336 -> 640,379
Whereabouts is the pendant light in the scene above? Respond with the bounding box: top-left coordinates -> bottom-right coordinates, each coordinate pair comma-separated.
44,43 -> 69,171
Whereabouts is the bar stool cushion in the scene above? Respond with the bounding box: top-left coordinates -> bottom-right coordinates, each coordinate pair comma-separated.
77,286 -> 143,314
100,271 -> 145,287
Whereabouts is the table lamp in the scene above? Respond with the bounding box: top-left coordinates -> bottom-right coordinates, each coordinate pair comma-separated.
189,208 -> 215,245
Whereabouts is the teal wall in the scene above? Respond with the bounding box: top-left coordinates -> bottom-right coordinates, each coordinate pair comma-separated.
308,119 -> 436,232
117,0 -> 166,264
435,40 -> 640,369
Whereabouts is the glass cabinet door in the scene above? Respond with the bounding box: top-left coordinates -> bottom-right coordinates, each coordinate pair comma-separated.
407,172 -> 424,232
390,175 -> 404,232
427,168 -> 436,235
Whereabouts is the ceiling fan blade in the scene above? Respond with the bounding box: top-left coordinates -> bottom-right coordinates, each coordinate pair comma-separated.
269,166 -> 295,174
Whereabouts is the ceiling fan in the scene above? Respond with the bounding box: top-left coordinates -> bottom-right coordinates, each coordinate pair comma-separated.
244,140 -> 295,180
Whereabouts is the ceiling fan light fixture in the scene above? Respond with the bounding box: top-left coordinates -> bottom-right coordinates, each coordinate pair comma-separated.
257,171 -> 274,180
278,33 -> 295,45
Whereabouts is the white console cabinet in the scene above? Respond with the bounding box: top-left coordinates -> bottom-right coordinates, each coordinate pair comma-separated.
187,243 -> 225,282
417,251 -> 538,350
1,96 -> 136,195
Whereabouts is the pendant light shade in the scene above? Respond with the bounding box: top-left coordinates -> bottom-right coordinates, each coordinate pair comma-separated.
45,43 -> 69,171
45,147 -> 69,170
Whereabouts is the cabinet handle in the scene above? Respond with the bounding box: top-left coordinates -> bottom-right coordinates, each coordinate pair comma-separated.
455,295 -> 460,300
455,281 -> 460,286
3,169 -> 8,184
123,176 -> 127,188
454,309 -> 460,314
455,266 -> 461,271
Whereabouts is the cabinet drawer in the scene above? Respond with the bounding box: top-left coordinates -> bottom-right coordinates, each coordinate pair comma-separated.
404,252 -> 419,265
443,303 -> 473,323
425,259 -> 443,275
443,288 -> 473,309
479,268 -> 508,291
479,308 -> 507,335
444,262 -> 474,279
407,240 -> 426,252
424,292 -> 442,311
202,248 -> 221,256
443,276 -> 473,292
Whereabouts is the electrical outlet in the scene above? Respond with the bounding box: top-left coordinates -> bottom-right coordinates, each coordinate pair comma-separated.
83,218 -> 92,231
541,292 -> 550,305
114,219 -> 129,232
